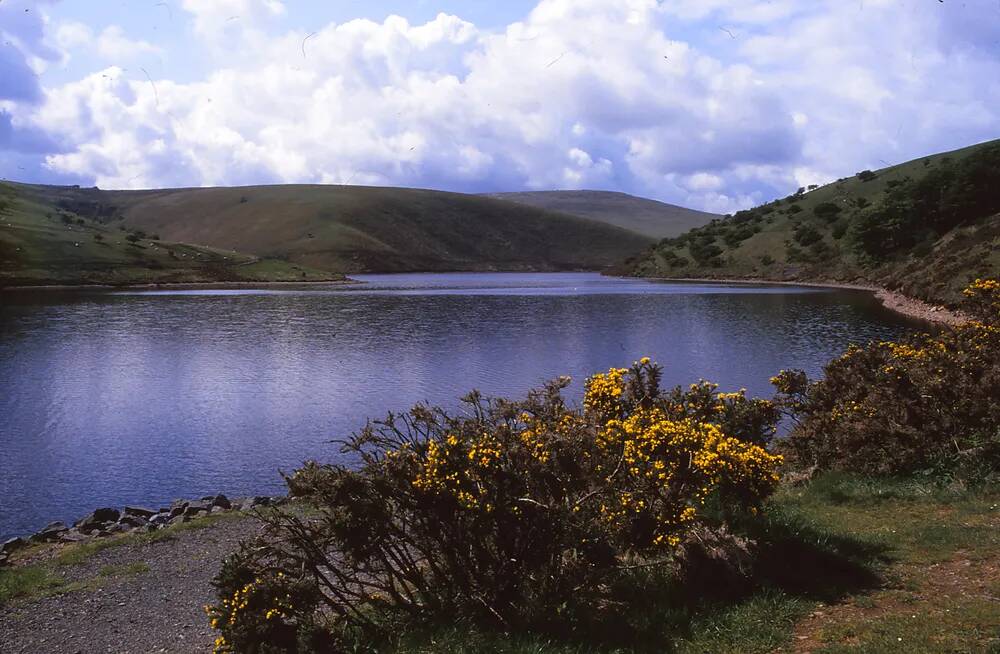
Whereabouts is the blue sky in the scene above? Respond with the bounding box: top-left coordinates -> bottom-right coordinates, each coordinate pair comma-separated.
2,0 -> 999,212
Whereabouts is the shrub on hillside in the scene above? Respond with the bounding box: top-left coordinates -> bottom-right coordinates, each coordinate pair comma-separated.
773,279 -> 1000,481
209,361 -> 783,652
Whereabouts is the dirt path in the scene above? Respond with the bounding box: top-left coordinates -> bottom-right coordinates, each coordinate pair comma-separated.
0,516 -> 262,654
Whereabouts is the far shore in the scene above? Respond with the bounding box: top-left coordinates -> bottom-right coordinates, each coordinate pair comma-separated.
2,272 -> 971,326
648,276 -> 971,326
0,277 -> 359,292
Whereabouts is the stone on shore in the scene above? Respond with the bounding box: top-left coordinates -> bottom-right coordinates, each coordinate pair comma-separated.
75,508 -> 121,530
31,521 -> 69,542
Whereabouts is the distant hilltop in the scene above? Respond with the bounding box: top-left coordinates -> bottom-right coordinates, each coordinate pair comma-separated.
484,190 -> 719,240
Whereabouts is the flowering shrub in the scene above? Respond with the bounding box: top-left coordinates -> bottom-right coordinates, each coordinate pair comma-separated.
775,279 -> 1000,480
208,556 -> 324,654
209,359 -> 782,650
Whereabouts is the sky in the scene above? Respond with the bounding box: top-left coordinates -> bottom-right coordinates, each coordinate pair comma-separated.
1,0 -> 998,212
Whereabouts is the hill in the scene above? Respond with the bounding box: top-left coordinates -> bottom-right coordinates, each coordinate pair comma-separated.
617,139 -> 1000,306
25,184 -> 654,275
0,182 -> 341,288
484,190 -> 718,239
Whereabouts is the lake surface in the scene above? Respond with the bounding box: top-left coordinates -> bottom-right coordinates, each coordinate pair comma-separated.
0,273 -> 923,539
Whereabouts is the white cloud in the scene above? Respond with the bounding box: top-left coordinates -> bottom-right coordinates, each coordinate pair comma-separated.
96,26 -> 162,60
180,0 -> 286,36
5,0 -> 999,212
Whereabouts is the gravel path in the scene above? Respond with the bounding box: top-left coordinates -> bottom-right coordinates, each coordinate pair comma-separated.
0,515 -> 263,653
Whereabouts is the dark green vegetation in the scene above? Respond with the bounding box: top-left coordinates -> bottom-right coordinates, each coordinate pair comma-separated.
773,278 -> 1000,485
206,474 -> 1000,653
484,190 -> 719,239
13,183 -> 653,276
209,361 -> 785,652
382,474 -> 1000,654
775,326 -> 1000,482
620,139 -> 1000,306
0,182 -> 341,287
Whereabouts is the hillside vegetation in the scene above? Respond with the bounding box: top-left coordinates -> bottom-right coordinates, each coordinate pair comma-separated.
23,184 -> 653,275
619,139 -> 1000,306
0,183 -> 340,287
485,190 -> 718,239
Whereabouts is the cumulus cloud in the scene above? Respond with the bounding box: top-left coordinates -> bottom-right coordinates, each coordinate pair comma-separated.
53,23 -> 162,61
181,0 -> 286,36
4,0 -> 1000,212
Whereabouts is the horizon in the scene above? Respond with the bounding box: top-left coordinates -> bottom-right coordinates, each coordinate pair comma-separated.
2,1 -> 999,213
4,134 -> 995,214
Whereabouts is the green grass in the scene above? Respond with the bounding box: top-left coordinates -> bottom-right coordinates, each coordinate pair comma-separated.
351,473 -> 998,653
621,138 -> 1000,307
6,182 -> 654,278
484,191 -> 719,240
0,182 -> 344,287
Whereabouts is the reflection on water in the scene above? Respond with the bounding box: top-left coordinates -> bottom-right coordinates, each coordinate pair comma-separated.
0,273 -> 922,538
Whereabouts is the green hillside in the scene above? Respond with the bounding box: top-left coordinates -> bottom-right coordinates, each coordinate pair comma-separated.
26,184 -> 653,274
0,182 -> 341,288
484,190 -> 718,239
618,139 -> 1000,306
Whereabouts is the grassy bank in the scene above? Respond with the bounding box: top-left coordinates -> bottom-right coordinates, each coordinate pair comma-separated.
372,474 -> 998,653
619,139 -> 1000,308
0,182 -> 342,288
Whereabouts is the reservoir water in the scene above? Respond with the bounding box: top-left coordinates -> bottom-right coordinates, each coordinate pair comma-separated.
0,273 -> 923,539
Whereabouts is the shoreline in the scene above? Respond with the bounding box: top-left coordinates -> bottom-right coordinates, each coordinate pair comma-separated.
647,276 -> 971,326
0,277 -> 359,292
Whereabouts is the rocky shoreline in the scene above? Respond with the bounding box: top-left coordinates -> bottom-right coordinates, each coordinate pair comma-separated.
0,494 -> 284,567
650,277 -> 971,326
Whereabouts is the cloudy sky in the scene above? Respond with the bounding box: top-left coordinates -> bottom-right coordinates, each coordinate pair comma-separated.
1,0 -> 998,212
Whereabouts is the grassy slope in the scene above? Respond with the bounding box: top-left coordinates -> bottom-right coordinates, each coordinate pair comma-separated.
484,190 -> 719,239
0,182 -> 341,287
619,139 -> 1000,306
39,184 -> 653,274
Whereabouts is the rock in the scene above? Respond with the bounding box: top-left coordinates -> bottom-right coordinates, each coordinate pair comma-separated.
211,506 -> 226,514
209,494 -> 231,510
32,521 -> 69,542
106,523 -> 129,534
149,513 -> 172,527
58,529 -> 90,543
118,515 -> 148,530
123,506 -> 158,519
1,537 -> 27,554
75,508 -> 120,530
240,496 -> 272,511
0,552 -> 8,567
183,500 -> 212,517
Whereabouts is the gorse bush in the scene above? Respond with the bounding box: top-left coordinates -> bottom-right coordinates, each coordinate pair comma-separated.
774,279 -> 1000,481
209,360 -> 783,652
